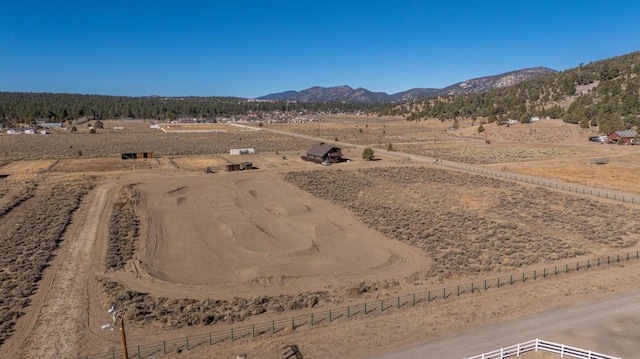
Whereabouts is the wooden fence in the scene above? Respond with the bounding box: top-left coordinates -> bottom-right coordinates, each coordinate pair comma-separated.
463,338 -> 621,359
78,251 -> 640,359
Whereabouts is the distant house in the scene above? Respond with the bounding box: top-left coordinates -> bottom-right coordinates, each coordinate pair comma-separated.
530,116 -> 540,122
303,143 -> 343,163
14,127 -> 36,134
41,122 -> 63,129
607,130 -> 637,144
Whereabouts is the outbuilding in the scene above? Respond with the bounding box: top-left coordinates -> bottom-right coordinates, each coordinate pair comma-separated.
607,130 -> 637,144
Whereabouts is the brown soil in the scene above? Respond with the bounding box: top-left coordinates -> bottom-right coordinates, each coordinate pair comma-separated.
0,117 -> 638,359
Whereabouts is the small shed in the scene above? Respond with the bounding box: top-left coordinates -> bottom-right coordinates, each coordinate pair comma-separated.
225,162 -> 254,171
121,152 -> 154,160
230,148 -> 255,155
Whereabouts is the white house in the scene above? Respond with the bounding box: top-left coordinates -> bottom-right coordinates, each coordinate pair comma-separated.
7,129 -> 17,135
230,148 -> 255,155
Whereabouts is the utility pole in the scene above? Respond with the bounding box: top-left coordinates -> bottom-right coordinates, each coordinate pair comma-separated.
112,307 -> 129,359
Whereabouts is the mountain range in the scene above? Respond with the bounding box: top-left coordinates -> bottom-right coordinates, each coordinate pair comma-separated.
258,67 -> 556,103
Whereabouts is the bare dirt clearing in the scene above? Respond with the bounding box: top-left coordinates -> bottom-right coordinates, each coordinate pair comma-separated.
106,172 -> 430,299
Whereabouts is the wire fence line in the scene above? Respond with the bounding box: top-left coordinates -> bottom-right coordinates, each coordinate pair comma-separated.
372,148 -> 640,205
79,250 -> 640,359
437,161 -> 640,204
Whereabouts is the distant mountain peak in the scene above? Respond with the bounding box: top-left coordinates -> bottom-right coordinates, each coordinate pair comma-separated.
257,67 -> 556,103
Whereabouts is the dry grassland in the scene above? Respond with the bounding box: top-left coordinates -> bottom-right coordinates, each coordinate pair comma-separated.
0,179 -> 93,344
0,128 -> 314,160
1,117 -> 639,359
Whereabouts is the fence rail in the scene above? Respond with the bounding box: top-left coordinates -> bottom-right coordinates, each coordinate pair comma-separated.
435,160 -> 640,204
79,250 -> 640,359
463,338 -> 621,359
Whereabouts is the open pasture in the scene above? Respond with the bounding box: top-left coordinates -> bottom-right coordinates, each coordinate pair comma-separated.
2,116 -> 640,359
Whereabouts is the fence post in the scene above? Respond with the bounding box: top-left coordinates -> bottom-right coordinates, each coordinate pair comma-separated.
311,313 -> 314,326
364,303 -> 367,314
555,266 -> 558,275
457,285 -> 460,296
381,299 -> 384,312
484,280 -> 488,290
272,320 -> 275,333
347,306 -> 350,318
397,296 -> 401,308
252,324 -> 255,336
113,349 -> 116,359
471,282 -> 474,293
522,272 -> 526,282
138,345 -> 141,357
534,270 -> 537,280
565,264 -> 569,273
413,293 -> 416,306
209,332 -> 213,345
576,262 -> 580,271
543,268 -> 547,277
231,328 -> 234,342
329,310 -> 332,322
587,260 -> 590,269
443,288 -> 446,299
597,258 -> 600,266
291,317 -> 295,329
510,275 -> 514,285
617,254 -> 620,263
497,277 -> 500,288
608,256 -> 610,265
163,341 -> 166,354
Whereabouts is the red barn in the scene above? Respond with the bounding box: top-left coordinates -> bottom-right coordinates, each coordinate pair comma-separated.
607,130 -> 637,144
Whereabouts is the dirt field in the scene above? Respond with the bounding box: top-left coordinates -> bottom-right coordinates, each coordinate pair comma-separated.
0,117 -> 639,359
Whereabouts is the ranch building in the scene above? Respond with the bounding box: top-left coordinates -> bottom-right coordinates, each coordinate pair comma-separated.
303,143 -> 343,163
607,130 -> 637,144
225,161 -> 254,171
121,152 -> 154,160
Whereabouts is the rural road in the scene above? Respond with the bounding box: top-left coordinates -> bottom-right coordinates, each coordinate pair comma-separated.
367,290 -> 640,359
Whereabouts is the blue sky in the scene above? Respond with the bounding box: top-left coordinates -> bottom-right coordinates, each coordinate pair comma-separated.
1,0 -> 639,98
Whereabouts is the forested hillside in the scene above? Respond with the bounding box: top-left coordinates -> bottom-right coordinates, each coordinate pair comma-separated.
406,51 -> 640,134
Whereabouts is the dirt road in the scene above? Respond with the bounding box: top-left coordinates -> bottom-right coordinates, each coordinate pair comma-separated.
3,183 -> 112,359
368,290 -> 640,359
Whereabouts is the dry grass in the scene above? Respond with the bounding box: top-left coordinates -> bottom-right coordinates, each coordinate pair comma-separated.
105,185 -> 139,270
0,180 -> 93,344
0,130 -> 315,161
285,166 -> 640,278
169,156 -> 230,171
102,280 -> 333,328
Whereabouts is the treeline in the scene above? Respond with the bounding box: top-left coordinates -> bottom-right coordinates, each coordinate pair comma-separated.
0,93 -> 400,126
406,51 -> 640,133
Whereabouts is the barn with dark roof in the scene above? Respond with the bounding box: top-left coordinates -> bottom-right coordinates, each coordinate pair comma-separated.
303,143 -> 343,163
